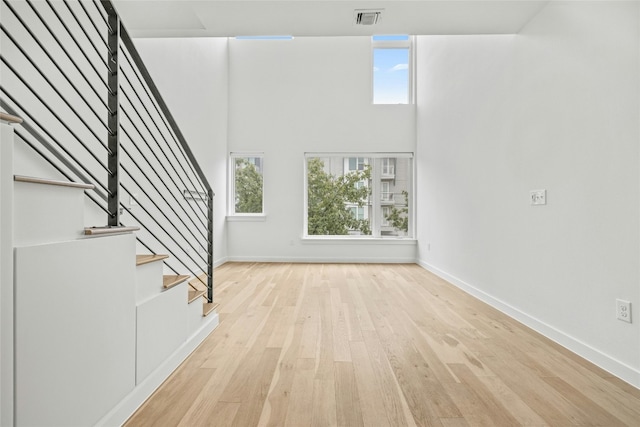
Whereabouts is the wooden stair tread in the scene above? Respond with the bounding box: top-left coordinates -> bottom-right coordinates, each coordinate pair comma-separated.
203,302 -> 219,317
189,273 -> 208,291
84,226 -> 140,236
136,254 -> 169,266
188,289 -> 206,304
14,175 -> 94,189
163,274 -> 190,290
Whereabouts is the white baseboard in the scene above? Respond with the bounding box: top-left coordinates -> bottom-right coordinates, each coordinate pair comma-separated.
226,256 -> 416,264
95,313 -> 219,427
417,260 -> 640,389
214,256 -> 228,268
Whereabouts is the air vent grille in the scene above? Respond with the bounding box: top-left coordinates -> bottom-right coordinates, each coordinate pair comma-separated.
354,9 -> 383,26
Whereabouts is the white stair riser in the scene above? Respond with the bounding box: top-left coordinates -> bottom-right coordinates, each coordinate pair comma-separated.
13,181 -> 86,246
135,261 -> 165,304
187,296 -> 206,338
135,283 -> 188,384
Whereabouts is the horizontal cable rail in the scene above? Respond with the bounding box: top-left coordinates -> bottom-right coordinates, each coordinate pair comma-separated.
118,26 -> 211,202
0,0 -> 214,301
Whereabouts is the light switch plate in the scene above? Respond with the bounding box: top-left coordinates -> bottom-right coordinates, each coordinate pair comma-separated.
530,189 -> 546,205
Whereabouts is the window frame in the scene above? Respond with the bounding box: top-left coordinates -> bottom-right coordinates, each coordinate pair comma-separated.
304,152 -> 414,239
228,152 -> 265,218
371,35 -> 414,105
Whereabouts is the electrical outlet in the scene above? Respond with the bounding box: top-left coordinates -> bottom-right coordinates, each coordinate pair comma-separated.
530,189 -> 546,205
616,299 -> 632,323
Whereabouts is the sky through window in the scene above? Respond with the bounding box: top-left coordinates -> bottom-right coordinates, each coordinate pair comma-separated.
372,35 -> 410,104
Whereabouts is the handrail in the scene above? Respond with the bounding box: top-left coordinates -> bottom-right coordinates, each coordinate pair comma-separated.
14,175 -> 95,189
1,0 -> 214,303
0,112 -> 22,124
117,24 -> 213,196
84,226 -> 140,236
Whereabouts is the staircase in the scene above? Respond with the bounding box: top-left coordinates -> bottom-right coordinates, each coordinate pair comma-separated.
2,119 -> 219,425
134,251 -> 218,384
1,1 -> 220,423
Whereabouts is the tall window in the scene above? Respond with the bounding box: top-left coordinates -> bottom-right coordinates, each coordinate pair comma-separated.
372,35 -> 412,104
230,153 -> 264,215
381,158 -> 395,176
305,153 -> 412,237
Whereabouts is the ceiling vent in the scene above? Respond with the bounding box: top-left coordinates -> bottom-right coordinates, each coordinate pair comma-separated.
354,9 -> 383,26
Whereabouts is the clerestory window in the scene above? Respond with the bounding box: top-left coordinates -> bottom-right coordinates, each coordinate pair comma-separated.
372,35 -> 413,105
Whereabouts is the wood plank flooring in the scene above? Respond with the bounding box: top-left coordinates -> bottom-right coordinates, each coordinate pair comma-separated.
125,263 -> 640,426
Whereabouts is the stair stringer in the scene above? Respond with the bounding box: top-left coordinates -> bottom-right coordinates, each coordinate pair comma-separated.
1,117 -> 17,427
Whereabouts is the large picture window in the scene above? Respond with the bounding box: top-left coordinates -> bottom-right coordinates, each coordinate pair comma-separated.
229,153 -> 264,215
305,153 -> 413,238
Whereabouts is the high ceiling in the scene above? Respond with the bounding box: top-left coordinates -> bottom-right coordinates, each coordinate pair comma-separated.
112,1 -> 549,38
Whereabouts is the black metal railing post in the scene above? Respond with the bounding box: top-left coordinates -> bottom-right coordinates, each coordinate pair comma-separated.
103,0 -> 119,226
207,189 -> 214,303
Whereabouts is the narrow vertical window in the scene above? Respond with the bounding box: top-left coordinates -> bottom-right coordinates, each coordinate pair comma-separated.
372,35 -> 412,104
230,153 -> 264,215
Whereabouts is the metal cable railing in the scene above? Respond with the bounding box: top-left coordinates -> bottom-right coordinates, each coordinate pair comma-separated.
0,0 -> 214,302
117,33 -> 210,221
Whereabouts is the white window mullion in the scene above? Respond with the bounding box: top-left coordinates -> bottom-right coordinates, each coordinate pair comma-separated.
371,158 -> 381,237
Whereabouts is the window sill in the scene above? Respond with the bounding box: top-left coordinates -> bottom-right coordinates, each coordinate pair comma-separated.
226,215 -> 266,222
302,236 -> 416,245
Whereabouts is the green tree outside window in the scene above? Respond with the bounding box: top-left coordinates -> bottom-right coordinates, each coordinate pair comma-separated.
307,158 -> 371,235
235,158 -> 263,213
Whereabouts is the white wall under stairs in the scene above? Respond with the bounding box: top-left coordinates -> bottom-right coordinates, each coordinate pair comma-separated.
1,120 -> 219,426
14,234 -> 137,427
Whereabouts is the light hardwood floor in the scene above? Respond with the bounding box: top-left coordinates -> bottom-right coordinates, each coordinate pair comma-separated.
126,263 -> 640,426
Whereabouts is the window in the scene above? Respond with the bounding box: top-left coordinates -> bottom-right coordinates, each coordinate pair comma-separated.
372,35 -> 412,104
305,153 -> 412,238
381,207 -> 391,227
381,181 -> 392,202
229,153 -> 264,215
347,157 -> 367,171
349,206 -> 366,221
235,35 -> 294,40
381,158 -> 395,176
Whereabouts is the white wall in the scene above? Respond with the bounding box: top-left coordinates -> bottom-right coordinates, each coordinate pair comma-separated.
134,38 -> 229,266
227,37 -> 416,262
416,2 -> 640,386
